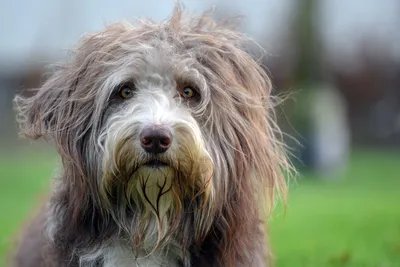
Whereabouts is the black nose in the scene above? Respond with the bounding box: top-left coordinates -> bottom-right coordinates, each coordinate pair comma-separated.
140,125 -> 173,154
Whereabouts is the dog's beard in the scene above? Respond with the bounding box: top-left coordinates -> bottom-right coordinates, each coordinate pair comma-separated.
131,166 -> 175,222
100,127 -> 214,247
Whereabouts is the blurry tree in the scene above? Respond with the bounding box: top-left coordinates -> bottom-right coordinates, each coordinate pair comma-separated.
282,0 -> 350,175
282,0 -> 321,168
292,0 -> 322,85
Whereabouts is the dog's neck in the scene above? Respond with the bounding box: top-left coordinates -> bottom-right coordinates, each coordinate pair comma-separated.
47,178 -> 191,267
75,218 -> 184,267
95,238 -> 182,267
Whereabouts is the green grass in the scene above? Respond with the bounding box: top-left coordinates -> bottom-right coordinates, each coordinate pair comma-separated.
270,150 -> 400,266
0,148 -> 56,266
0,148 -> 399,266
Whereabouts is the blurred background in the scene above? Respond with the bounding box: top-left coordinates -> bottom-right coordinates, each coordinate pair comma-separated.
0,0 -> 399,266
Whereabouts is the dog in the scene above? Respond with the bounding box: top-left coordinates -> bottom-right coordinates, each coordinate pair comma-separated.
12,7 -> 290,267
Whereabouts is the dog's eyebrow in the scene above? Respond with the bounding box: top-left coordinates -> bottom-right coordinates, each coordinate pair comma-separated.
109,80 -> 136,94
100,81 -> 136,107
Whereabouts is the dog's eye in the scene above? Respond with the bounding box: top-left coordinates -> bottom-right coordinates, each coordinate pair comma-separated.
182,87 -> 195,98
176,81 -> 200,102
118,83 -> 135,99
120,88 -> 133,99
179,86 -> 198,100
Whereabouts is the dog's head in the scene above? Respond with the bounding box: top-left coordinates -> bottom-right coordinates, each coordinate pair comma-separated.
15,7 -> 289,245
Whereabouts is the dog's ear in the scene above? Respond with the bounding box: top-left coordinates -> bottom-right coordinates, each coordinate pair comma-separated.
196,36 -> 291,207
14,33 -> 101,141
227,49 -> 290,205
14,67 -> 72,140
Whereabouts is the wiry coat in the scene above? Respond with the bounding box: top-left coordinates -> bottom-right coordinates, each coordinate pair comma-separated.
12,7 -> 289,267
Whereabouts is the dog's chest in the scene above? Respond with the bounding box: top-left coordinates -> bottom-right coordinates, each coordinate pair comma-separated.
101,240 -> 181,267
78,215 -> 185,266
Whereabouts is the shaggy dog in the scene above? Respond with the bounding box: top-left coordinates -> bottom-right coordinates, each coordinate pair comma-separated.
12,7 -> 289,267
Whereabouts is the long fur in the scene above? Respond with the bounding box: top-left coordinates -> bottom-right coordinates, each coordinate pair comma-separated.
12,6 -> 291,267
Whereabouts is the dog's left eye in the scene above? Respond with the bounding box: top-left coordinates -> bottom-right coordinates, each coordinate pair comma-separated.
182,87 -> 194,98
118,83 -> 135,99
178,86 -> 198,100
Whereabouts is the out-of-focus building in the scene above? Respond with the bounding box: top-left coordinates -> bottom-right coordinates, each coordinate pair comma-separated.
1,0 -> 399,171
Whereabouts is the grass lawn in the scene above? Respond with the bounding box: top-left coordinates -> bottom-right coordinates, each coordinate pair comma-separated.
270,150 -> 400,267
0,147 -> 399,266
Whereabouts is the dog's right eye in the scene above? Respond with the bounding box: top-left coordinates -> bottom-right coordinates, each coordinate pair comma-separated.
118,83 -> 135,100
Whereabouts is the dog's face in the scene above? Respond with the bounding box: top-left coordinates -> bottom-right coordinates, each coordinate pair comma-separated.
97,43 -> 215,223
15,10 -> 288,244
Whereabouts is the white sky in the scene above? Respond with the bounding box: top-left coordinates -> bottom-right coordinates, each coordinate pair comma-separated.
0,0 -> 399,65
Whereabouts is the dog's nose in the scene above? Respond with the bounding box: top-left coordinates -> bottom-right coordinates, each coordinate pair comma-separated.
140,125 -> 172,154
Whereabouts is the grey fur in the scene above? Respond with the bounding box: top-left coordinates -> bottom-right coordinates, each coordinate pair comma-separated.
12,6 -> 291,267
